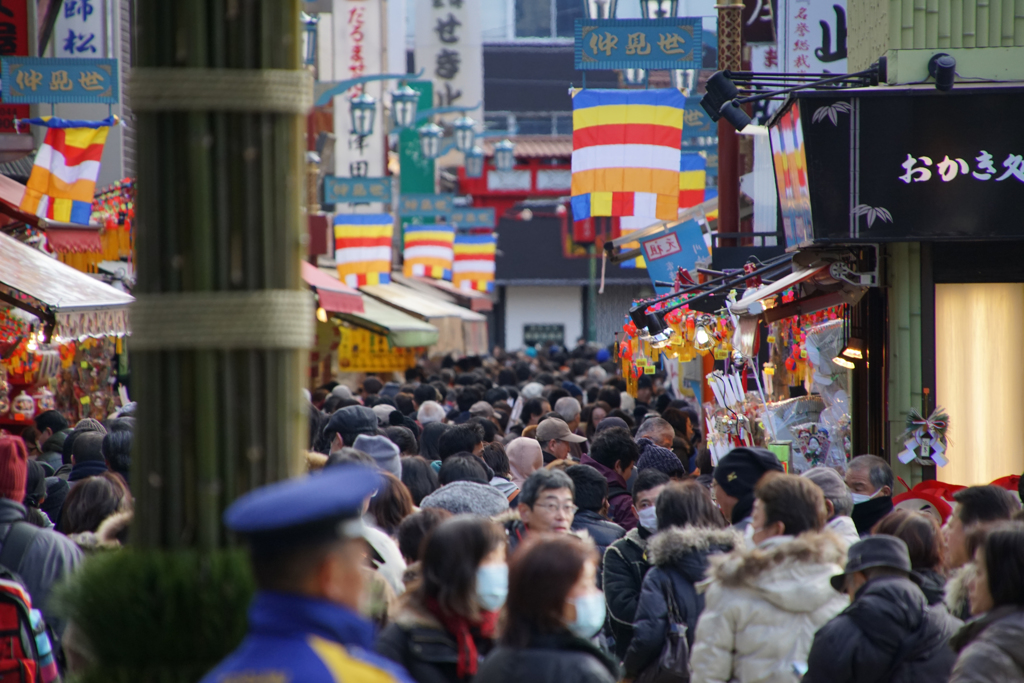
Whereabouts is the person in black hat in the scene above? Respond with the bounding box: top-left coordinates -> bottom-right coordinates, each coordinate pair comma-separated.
323,405 -> 379,452
199,464 -> 414,683
803,535 -> 961,683
711,447 -> 785,532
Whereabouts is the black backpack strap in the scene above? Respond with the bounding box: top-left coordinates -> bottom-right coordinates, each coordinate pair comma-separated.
0,522 -> 41,575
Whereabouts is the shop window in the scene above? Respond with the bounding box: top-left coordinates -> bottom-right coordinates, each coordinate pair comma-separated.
516,115 -> 553,135
935,283 -> 1024,485
515,0 -> 582,39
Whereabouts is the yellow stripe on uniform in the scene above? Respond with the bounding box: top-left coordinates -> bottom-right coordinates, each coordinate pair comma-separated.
573,104 -> 684,130
308,635 -> 399,683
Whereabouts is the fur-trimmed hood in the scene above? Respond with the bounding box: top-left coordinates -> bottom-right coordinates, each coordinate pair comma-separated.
67,510 -> 133,552
945,561 -> 976,619
390,593 -> 445,631
705,531 -> 847,613
648,526 -> 743,569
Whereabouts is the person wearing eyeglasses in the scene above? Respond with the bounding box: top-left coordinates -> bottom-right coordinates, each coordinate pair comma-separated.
505,469 -> 577,553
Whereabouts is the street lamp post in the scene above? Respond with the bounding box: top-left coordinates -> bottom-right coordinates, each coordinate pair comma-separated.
493,139 -> 516,172
390,83 -> 420,129
349,90 -> 377,137
639,0 -> 679,17
452,116 -> 477,153
418,122 -> 444,160
583,0 -> 618,18
464,145 -> 484,178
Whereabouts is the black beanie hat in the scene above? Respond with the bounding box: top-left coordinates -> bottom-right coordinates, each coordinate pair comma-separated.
713,447 -> 785,498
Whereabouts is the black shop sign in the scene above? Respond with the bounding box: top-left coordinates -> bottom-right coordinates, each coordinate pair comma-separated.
768,86 -> 1024,246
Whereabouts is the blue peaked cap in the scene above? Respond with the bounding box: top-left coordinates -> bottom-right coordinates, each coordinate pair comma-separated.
225,464 -> 380,549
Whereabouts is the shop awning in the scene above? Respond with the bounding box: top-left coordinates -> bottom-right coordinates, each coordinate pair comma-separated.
390,272 -> 493,312
335,296 -> 439,348
360,282 -> 489,356
0,231 -> 133,337
729,265 -> 832,317
302,262 -> 363,314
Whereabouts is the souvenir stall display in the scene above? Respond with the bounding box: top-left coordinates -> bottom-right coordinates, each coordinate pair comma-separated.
0,306 -> 124,427
762,310 -> 853,472
0,232 -> 133,430
92,178 -> 136,263
620,280 -> 855,472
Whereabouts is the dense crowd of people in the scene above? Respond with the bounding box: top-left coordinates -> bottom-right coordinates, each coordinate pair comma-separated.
4,350 -> 1024,682
282,352 -> 1024,683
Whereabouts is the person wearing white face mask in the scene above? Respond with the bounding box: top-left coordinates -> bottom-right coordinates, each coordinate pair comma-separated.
844,455 -> 895,537
377,517 -> 507,683
690,474 -> 848,683
624,481 -> 739,681
476,534 -> 619,683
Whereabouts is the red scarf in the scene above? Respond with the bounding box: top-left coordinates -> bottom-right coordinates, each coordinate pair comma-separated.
425,597 -> 498,679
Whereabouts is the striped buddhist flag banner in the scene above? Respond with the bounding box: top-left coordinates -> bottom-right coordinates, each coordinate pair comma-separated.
571,89 -> 686,222
334,213 -> 393,287
452,233 -> 496,293
403,224 -> 454,280
679,152 -> 707,208
19,116 -> 114,225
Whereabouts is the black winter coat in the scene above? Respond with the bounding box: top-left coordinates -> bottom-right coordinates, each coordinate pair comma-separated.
804,575 -> 962,683
475,631 -> 619,683
572,510 -> 625,554
376,599 -> 494,683
602,526 -> 653,658
623,526 -> 741,678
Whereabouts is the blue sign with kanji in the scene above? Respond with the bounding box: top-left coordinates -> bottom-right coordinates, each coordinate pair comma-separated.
323,176 -> 392,205
574,18 -> 702,70
398,193 -> 454,218
639,218 -> 709,295
449,207 -> 495,229
682,101 -> 715,139
1,57 -> 118,104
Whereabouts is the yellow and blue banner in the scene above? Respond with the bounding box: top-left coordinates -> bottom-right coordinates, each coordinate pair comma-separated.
403,224 -> 454,280
452,233 -> 496,293
19,116 -> 113,225
334,213 -> 393,287
571,89 -> 686,222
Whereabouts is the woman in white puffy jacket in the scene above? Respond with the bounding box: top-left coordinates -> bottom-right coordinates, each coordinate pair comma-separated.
691,474 -> 848,683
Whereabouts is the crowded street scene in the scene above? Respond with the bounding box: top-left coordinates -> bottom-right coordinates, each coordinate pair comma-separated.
0,0 -> 1021,682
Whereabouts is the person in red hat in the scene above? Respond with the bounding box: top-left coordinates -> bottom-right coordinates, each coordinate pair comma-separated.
0,435 -> 83,636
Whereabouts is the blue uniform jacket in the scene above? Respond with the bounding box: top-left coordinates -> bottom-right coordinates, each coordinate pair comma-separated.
201,591 -> 415,683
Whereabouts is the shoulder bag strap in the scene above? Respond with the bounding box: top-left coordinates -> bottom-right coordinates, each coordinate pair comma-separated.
0,522 -> 41,575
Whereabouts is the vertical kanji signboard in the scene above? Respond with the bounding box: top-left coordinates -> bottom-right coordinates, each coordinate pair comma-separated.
414,0 -> 483,115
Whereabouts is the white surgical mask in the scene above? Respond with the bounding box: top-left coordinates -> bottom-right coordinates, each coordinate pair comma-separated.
743,522 -> 756,548
567,592 -> 606,639
475,564 -> 509,612
850,488 -> 882,505
638,507 -> 658,532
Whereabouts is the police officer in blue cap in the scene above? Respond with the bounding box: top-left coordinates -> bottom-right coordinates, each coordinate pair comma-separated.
200,464 -> 414,683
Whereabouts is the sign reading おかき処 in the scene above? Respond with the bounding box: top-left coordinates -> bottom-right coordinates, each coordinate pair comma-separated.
575,18 -> 702,71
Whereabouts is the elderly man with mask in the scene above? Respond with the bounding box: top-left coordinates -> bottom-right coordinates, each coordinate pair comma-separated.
845,455 -> 895,536
803,466 -> 860,549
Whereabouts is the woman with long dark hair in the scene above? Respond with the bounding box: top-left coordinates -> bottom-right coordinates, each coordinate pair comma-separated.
377,516 -> 507,683
475,534 -> 618,683
624,481 -> 738,679
949,522 -> 1024,683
